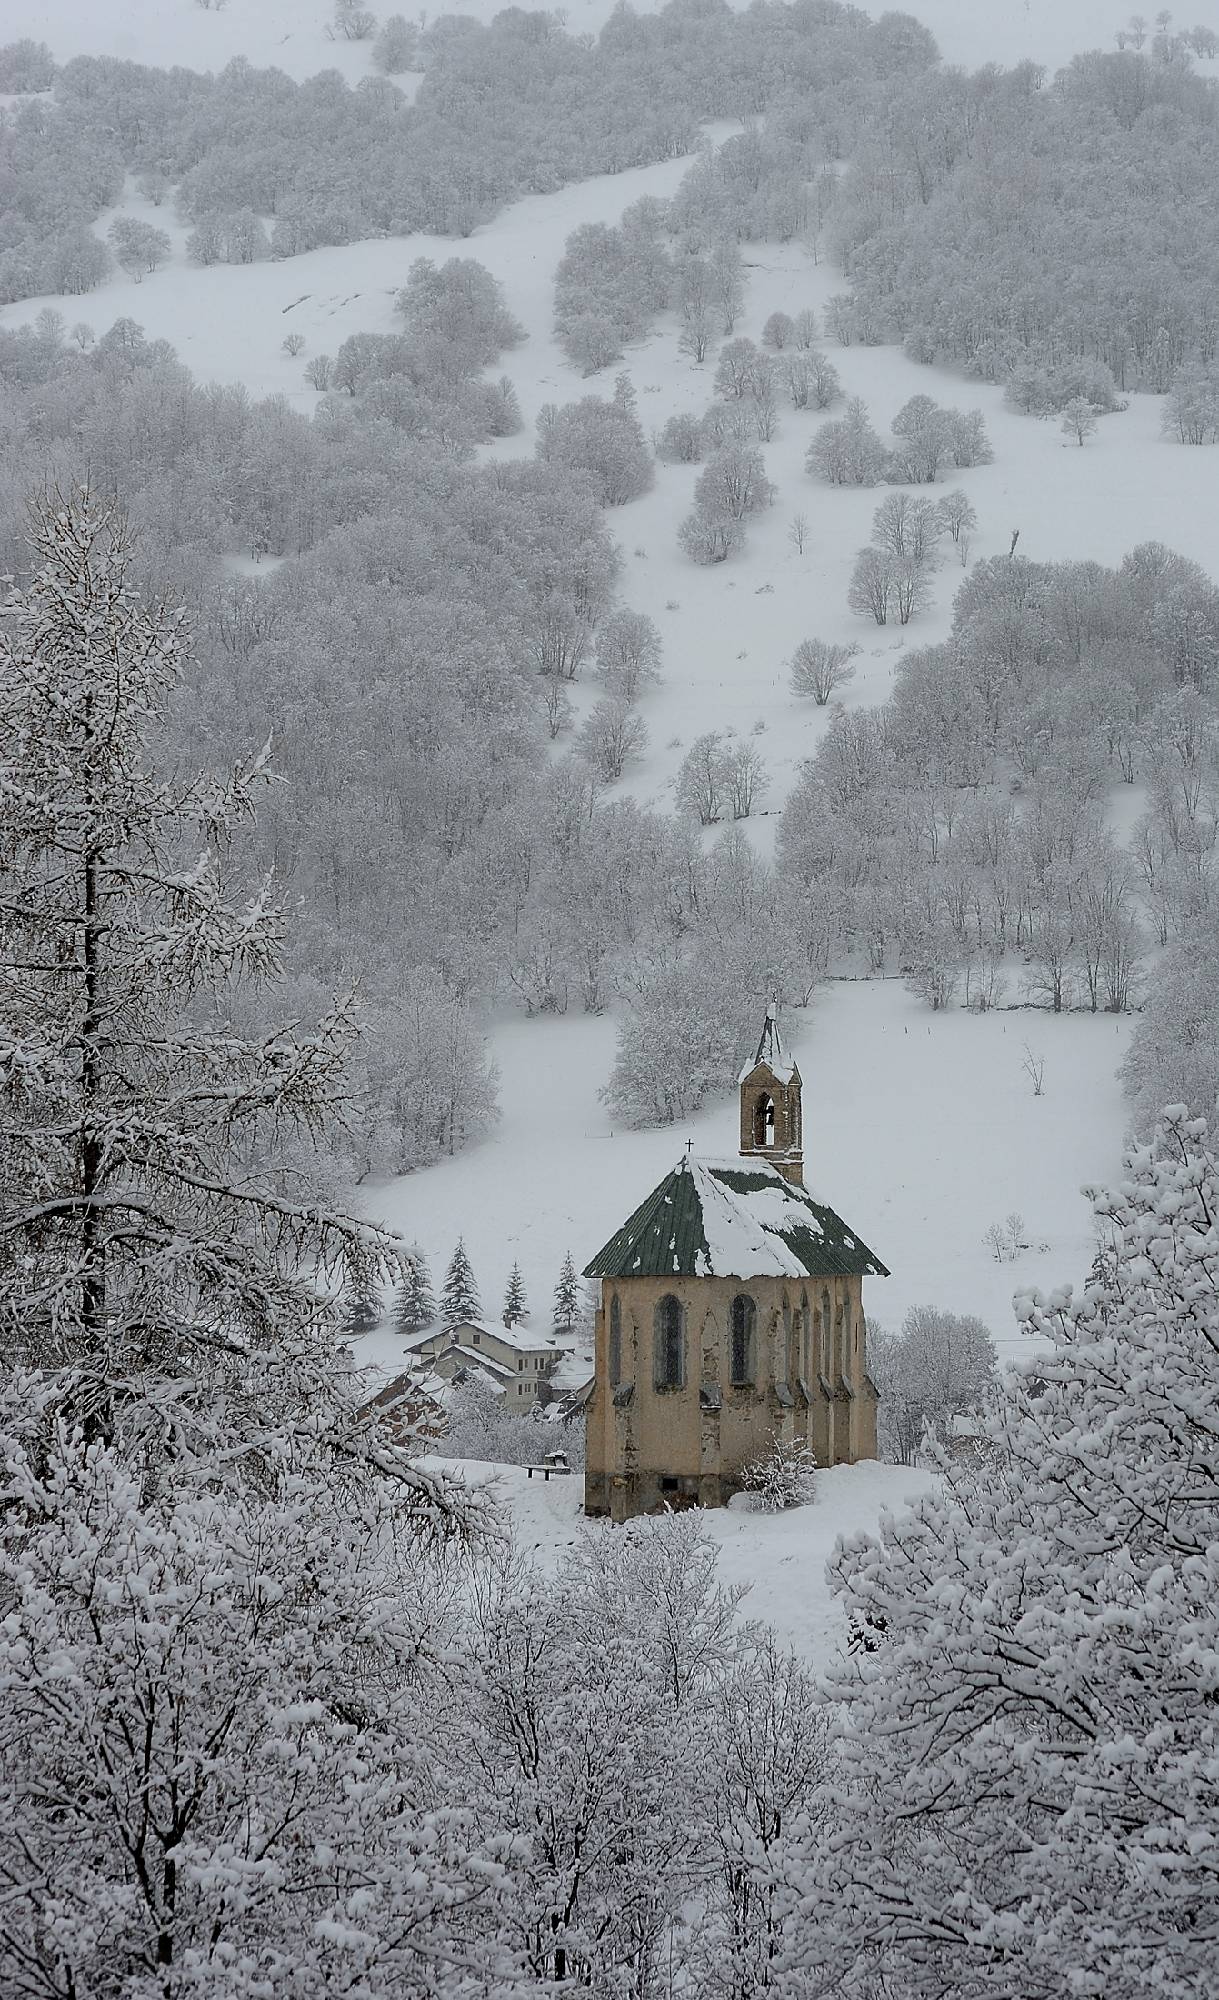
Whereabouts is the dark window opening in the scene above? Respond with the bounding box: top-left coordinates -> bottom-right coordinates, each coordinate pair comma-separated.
654,1293 -> 684,1389
753,1093 -> 776,1148
609,1293 -> 622,1387
730,1293 -> 756,1385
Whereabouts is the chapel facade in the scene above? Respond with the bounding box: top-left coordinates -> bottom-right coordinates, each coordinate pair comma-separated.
584,1008 -> 886,1521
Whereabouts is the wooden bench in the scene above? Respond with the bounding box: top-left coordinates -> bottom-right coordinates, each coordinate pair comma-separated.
525,1456 -> 571,1481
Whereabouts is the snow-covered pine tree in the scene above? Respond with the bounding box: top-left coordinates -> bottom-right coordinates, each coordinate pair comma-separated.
553,1250 -> 580,1333
393,1250 -> 437,1339
0,494 -> 498,1996
806,1106 -> 1219,2000
502,1261 -> 528,1326
343,1288 -> 382,1338
441,1236 -> 482,1330
0,492 -> 417,1475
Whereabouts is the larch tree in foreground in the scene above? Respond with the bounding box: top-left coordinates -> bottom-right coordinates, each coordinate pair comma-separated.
806,1106 -> 1219,2000
0,495 -> 498,1999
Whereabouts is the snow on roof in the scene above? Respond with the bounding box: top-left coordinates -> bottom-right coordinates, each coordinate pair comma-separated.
446,1343 -> 516,1380
736,1001 -> 798,1086
449,1317 -> 556,1354
585,1155 -> 887,1283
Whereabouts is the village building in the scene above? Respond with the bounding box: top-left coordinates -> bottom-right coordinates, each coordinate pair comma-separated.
583,1007 -> 887,1521
407,1317 -> 560,1406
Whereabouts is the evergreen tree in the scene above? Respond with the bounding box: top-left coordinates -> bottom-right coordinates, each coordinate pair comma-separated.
502,1261 -> 528,1326
0,494 -> 494,1995
553,1250 -> 580,1333
393,1251 -> 437,1339
343,1288 -> 382,1338
441,1236 -> 482,1330
0,493 -> 412,1472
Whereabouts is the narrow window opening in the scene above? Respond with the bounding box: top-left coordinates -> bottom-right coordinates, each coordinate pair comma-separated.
654,1294 -> 684,1389
753,1093 -> 776,1148
730,1294 -> 756,1385
609,1293 -> 622,1387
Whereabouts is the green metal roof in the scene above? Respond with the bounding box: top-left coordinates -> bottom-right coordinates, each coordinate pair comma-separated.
584,1156 -> 888,1283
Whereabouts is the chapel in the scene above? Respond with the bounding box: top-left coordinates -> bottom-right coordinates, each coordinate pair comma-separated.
583,1006 -> 887,1520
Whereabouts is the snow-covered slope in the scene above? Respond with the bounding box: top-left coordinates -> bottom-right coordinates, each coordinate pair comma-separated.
357,985 -> 1130,1379
3,7 -> 1185,1372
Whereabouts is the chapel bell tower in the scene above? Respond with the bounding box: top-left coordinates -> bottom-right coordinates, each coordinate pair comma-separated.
738,1003 -> 803,1186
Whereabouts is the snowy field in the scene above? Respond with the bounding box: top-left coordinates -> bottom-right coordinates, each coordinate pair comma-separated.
3,2 -> 1191,1388
357,985 -> 1131,1381
429,1453 -> 939,1667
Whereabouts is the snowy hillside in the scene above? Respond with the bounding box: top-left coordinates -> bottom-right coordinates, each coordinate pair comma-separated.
0,2 -> 1200,1372
29,0 -> 1219,84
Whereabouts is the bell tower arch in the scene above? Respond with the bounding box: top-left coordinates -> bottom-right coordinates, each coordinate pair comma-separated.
738,1003 -> 803,1186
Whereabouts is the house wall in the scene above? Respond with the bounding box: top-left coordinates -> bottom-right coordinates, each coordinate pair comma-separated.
585,1271 -> 878,1521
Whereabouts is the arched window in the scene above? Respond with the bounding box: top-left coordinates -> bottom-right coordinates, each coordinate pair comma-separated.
654,1294 -> 684,1389
820,1287 -> 832,1378
782,1292 -> 796,1384
800,1290 -> 811,1380
842,1294 -> 852,1374
730,1294 -> 755,1385
608,1293 -> 622,1387
752,1093 -> 776,1148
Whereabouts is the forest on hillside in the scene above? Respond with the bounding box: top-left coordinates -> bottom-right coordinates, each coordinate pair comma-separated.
1,7 -> 1217,1172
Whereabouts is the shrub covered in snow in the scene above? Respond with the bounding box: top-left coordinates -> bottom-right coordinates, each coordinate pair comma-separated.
740,1438 -> 818,1511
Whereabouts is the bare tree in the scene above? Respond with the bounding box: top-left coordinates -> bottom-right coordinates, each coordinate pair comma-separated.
1061,396 -> 1099,446
788,511 -> 809,555
790,638 -> 860,704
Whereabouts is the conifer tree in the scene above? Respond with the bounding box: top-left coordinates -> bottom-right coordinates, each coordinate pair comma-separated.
502,1261 -> 528,1326
553,1250 -> 580,1333
343,1289 -> 382,1338
441,1236 -> 482,1330
0,493 -> 411,1473
0,494 -> 495,1996
393,1251 -> 437,1339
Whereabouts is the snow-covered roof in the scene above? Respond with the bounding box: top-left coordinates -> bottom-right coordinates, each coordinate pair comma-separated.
584,1155 -> 887,1283
450,1317 -> 557,1355
737,1001 -> 798,1087
444,1342 -> 516,1381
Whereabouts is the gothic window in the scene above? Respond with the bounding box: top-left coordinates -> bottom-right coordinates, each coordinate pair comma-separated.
820,1286 -> 832,1378
842,1294 -> 852,1374
752,1093 -> 775,1148
800,1289 -> 811,1378
654,1294 -> 684,1389
609,1293 -> 622,1387
782,1293 -> 796,1384
730,1294 -> 755,1385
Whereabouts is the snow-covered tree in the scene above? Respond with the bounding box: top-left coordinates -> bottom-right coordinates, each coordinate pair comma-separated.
393,1252 -> 437,1339
441,1236 -> 482,1330
0,1386 -> 510,1999
0,494 -> 409,1468
790,637 -> 860,704
1061,394 -> 1099,445
553,1250 -> 580,1334
812,1108 -> 1219,1999
867,1306 -> 997,1463
503,1261 -> 528,1326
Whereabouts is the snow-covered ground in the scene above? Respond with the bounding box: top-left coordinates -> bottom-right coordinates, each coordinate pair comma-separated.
4,4 -> 1184,1390
430,1452 -> 939,1667
357,983 -> 1131,1380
